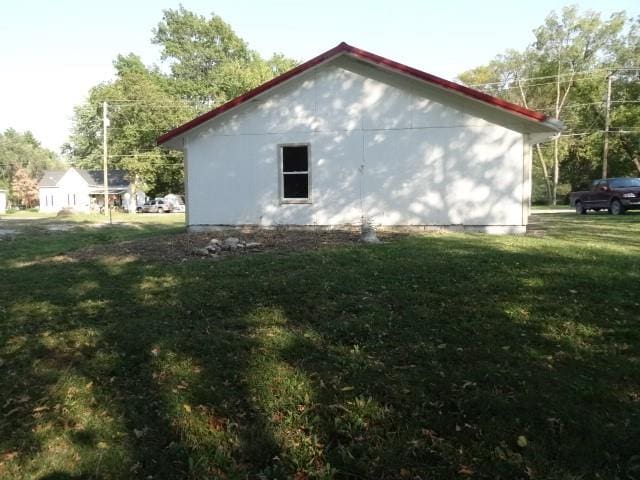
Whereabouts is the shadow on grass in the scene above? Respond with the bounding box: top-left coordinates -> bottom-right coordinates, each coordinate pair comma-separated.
1,217 -> 639,479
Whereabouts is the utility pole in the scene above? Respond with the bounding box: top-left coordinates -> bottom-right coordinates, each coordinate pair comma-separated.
102,101 -> 109,215
602,73 -> 613,179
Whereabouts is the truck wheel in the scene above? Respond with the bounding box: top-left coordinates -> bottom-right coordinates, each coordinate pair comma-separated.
610,199 -> 626,215
575,201 -> 587,215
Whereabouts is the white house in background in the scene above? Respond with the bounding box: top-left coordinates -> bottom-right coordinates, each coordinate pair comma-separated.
38,168 -> 145,213
158,42 -> 563,234
0,189 -> 6,214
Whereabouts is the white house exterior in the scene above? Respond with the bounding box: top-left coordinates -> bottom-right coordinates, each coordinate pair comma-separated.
0,189 -> 6,214
38,168 -> 144,213
159,43 -> 562,233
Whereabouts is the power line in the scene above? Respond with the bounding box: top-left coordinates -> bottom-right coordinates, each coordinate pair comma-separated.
473,76 -> 606,91
561,129 -> 640,137
466,67 -> 640,88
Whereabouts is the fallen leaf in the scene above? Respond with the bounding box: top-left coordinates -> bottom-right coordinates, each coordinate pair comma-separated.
97,442 -> 108,449
183,404 -> 192,413
208,416 -> 226,431
1,451 -> 18,462
517,435 -> 528,448
458,465 -> 474,476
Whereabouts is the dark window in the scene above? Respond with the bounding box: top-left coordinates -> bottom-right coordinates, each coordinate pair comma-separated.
593,180 -> 606,191
282,145 -> 309,200
610,178 -> 640,188
283,146 -> 308,172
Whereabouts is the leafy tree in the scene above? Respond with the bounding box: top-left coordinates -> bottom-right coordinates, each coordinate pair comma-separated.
151,6 -> 296,105
607,16 -> 640,177
0,129 -> 61,190
10,167 -> 39,208
65,54 -> 195,196
531,6 -> 626,203
66,8 -> 297,195
459,6 -> 633,204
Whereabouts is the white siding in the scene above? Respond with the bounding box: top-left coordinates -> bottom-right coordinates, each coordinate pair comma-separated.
39,169 -> 91,213
185,57 -> 528,231
0,190 -> 6,214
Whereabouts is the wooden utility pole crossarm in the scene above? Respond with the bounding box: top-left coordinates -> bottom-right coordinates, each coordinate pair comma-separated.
102,101 -> 109,214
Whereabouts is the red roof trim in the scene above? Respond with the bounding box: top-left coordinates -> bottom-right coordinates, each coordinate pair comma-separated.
157,42 -> 548,145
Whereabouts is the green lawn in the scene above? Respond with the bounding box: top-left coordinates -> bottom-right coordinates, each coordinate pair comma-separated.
531,204 -> 572,210
1,213 -> 639,479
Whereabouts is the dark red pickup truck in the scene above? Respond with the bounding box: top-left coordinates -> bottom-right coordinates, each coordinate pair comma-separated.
570,177 -> 640,215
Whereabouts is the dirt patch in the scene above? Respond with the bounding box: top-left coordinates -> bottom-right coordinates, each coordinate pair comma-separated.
66,229 -> 407,263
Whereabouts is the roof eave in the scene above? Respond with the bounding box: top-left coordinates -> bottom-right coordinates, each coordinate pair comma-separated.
157,42 -> 557,146
157,43 -> 351,147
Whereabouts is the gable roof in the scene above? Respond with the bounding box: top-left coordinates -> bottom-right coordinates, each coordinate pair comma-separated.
38,170 -> 66,187
83,170 -> 131,188
38,168 -> 131,189
158,42 -> 561,146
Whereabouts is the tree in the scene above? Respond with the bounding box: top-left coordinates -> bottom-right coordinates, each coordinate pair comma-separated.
0,129 -> 61,190
607,16 -> 640,176
152,6 -> 297,105
66,8 -> 297,196
532,6 -> 626,203
458,6 -> 631,204
64,54 -> 194,195
10,167 -> 39,208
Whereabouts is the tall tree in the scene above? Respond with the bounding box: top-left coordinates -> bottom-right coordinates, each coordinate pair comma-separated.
608,16 -> 640,176
66,8 -> 297,195
0,129 -> 61,189
459,6 -> 630,204
64,54 -> 194,196
152,6 -> 296,105
532,6 -> 626,203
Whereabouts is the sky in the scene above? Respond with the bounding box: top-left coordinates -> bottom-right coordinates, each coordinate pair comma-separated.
0,0 -> 637,152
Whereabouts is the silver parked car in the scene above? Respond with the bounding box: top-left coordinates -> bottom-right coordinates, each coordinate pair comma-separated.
139,198 -> 172,213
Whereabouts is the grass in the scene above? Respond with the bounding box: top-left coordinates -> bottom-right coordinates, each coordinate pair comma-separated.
1,209 -> 184,225
531,204 -> 572,210
0,212 -> 184,265
1,212 -> 639,479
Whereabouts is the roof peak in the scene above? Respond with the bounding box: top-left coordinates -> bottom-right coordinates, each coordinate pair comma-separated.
158,42 -> 559,145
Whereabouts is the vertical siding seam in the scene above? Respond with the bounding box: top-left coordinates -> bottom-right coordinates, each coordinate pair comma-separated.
522,135 -> 528,227
184,136 -> 190,227
313,70 -> 318,132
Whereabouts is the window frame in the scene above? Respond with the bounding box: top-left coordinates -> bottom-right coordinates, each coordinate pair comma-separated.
278,143 -> 312,204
